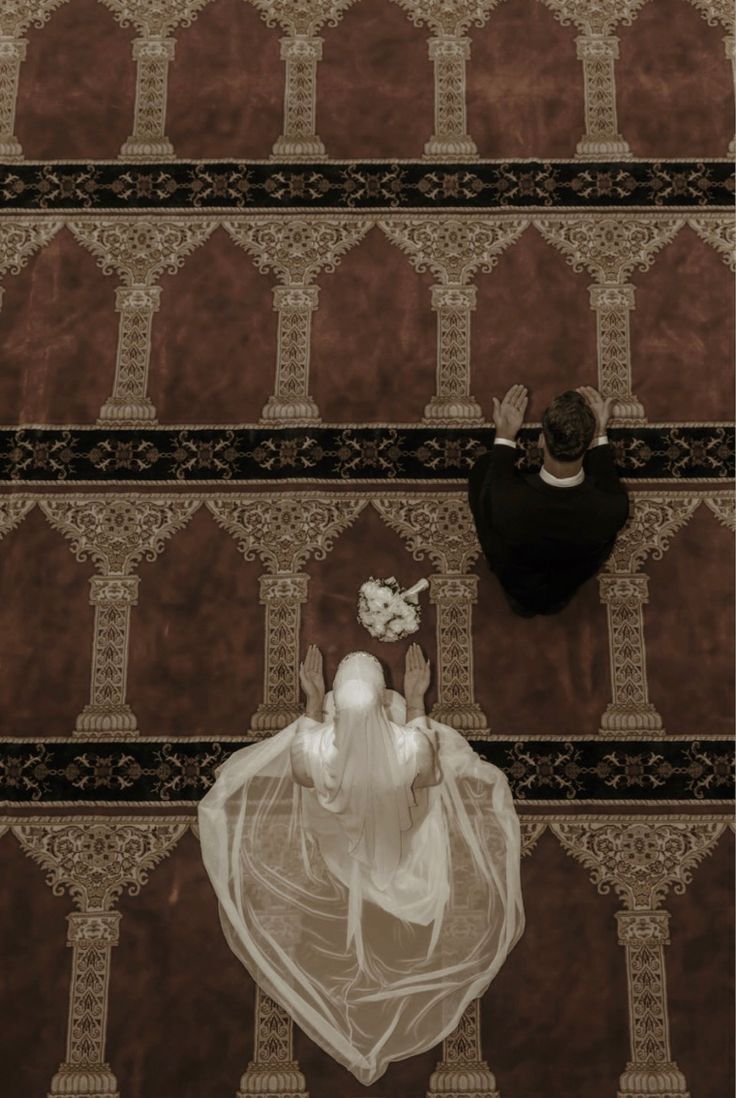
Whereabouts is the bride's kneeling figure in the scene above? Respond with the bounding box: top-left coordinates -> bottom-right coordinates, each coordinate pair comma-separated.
198,644 -> 524,1086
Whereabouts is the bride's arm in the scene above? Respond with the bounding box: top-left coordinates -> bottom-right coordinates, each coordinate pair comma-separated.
290,725 -> 316,788
404,643 -> 430,724
412,728 -> 441,789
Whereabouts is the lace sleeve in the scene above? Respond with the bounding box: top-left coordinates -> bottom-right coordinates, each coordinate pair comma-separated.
290,720 -> 319,788
413,727 -> 441,789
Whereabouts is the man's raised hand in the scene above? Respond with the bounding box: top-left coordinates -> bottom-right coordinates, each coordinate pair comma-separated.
576,385 -> 612,435
492,384 -> 528,442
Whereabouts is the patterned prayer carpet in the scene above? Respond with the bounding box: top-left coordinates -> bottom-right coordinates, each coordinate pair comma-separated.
0,2 -> 733,1097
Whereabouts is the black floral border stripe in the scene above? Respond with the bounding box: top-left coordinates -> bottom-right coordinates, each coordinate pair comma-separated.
1,739 -> 732,803
0,161 -> 732,210
0,426 -> 732,482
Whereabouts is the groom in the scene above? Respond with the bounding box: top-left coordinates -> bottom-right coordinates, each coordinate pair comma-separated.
468,385 -> 629,617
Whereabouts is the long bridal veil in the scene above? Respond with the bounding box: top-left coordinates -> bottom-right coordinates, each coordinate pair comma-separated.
198,652 -> 524,1086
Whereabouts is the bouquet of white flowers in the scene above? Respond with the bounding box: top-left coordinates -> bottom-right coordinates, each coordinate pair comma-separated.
357,576 -> 429,642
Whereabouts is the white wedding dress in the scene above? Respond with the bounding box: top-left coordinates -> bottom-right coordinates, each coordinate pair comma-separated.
198,652 -> 524,1086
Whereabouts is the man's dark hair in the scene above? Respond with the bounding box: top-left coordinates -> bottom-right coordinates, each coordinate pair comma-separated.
541,391 -> 596,461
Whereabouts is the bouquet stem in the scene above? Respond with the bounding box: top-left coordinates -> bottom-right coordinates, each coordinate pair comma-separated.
403,578 -> 430,602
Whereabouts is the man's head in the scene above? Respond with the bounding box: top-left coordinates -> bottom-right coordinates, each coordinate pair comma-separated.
540,390 -> 596,462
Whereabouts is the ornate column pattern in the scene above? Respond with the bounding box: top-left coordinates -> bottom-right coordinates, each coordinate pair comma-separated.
379,216 -> 528,424
616,910 -> 681,1095
254,572 -> 310,731
249,1 -> 357,160
394,1 -> 503,159
0,36 -> 26,159
266,285 -> 320,421
99,0 -> 212,160
224,216 -> 371,424
40,496 -> 200,737
588,282 -> 637,411
50,911 -> 122,1097
237,809 -> 308,1096
239,990 -> 308,1098
425,35 -> 477,158
428,283 -> 482,420
273,35 -> 326,159
427,998 -> 499,1098
597,493 -> 702,736
69,218 -> 215,424
372,494 -> 487,732
429,573 -> 485,730
0,220 -> 63,310
533,216 -> 683,422
575,34 -> 631,158
207,494 -> 367,734
427,816 -> 546,1096
551,818 -> 726,1098
105,284 -> 161,421
13,820 -> 186,1098
598,574 -> 661,735
0,0 -> 69,160
540,0 -> 649,158
78,575 -> 140,735
121,37 -> 177,159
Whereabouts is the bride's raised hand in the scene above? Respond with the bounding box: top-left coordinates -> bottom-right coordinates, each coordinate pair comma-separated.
299,644 -> 325,703
404,643 -> 430,705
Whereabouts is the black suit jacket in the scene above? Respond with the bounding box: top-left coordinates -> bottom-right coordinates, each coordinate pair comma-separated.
468,442 -> 629,613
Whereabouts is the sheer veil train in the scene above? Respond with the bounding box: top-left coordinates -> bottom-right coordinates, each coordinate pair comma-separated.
198,651 -> 524,1086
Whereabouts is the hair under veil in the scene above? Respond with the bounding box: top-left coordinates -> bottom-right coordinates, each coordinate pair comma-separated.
198,651 -> 524,1085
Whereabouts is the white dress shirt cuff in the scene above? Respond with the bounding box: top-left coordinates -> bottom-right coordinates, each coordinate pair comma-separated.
590,434 -> 609,447
493,437 -> 517,449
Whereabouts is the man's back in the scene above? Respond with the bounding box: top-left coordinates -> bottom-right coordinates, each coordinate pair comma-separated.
469,441 -> 629,614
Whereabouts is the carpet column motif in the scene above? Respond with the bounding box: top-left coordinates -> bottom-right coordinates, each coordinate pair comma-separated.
273,35 -> 326,160
237,809 -> 308,1096
379,216 -> 528,425
424,35 -> 476,159
534,216 -> 684,422
121,36 -> 177,159
540,0 -> 651,159
207,495 -> 367,734
552,819 -> 727,1098
0,0 -> 69,160
0,36 -> 27,160
268,285 -> 321,422
429,284 -> 482,422
99,0 -> 213,160
597,493 -> 703,736
39,496 -> 200,737
372,495 -> 487,732
12,821 -> 186,1098
225,216 -> 371,424
68,218 -> 216,425
426,821 -> 547,1096
250,1 -> 358,161
574,35 -> 631,159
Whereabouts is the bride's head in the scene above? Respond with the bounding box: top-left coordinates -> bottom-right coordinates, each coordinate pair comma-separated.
333,652 -> 386,712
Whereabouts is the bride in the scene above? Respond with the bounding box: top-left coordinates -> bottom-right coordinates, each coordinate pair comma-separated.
198,644 -> 524,1086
